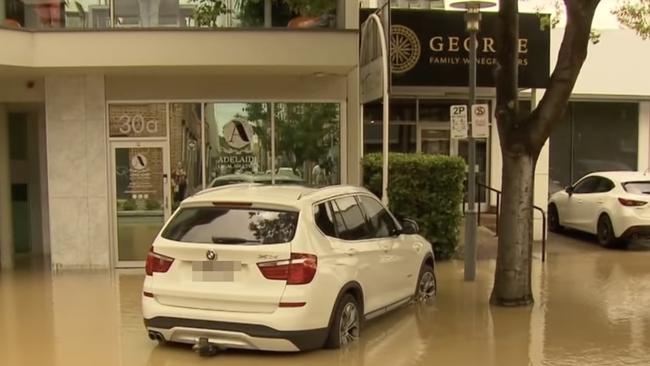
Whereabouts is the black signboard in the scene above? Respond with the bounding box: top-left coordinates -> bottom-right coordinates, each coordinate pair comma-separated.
361,9 -> 550,89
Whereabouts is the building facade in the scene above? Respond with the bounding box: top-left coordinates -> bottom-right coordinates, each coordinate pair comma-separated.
1,2 -> 649,270
0,0 -> 361,269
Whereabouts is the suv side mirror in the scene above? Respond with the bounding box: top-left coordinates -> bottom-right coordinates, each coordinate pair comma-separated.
565,186 -> 574,196
401,218 -> 420,235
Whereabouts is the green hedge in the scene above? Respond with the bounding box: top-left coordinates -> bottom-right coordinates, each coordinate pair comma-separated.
362,153 -> 466,260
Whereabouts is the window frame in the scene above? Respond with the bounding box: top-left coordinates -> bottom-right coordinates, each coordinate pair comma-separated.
572,176 -> 601,194
355,194 -> 401,239
313,200 -> 339,238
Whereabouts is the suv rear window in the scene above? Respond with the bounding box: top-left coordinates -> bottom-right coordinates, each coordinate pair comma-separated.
623,181 -> 650,194
162,206 -> 299,245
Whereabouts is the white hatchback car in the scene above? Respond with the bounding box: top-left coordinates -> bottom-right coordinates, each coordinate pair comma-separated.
142,184 -> 436,353
548,171 -> 650,247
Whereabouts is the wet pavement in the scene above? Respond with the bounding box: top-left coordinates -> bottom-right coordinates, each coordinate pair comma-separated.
1,233 -> 650,366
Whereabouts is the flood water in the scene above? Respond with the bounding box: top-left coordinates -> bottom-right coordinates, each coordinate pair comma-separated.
1,234 -> 650,366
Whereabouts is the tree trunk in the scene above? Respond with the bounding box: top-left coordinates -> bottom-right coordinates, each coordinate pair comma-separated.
490,151 -> 535,305
490,0 -> 600,306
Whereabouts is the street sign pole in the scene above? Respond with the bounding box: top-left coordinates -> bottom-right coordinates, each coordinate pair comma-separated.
450,0 -> 497,282
465,21 -> 478,281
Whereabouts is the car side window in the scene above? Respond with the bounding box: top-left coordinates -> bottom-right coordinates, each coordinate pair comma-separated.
331,196 -> 371,241
358,195 -> 398,238
314,201 -> 337,237
573,177 -> 600,194
595,177 -> 615,193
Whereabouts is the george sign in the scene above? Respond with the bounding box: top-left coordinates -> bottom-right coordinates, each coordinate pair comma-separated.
360,9 -> 550,89
471,104 -> 490,138
450,105 -> 468,139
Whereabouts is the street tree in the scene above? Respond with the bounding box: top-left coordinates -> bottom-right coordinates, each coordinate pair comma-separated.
491,0 -> 649,306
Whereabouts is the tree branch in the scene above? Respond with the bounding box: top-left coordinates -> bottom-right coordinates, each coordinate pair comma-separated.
527,0 -> 600,153
496,0 -> 524,154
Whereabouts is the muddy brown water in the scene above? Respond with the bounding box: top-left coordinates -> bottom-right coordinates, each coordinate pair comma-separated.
1,234 -> 650,366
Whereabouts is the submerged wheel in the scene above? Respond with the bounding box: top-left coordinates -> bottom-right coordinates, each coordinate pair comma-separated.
415,264 -> 436,303
597,215 -> 618,248
548,204 -> 562,233
325,294 -> 360,349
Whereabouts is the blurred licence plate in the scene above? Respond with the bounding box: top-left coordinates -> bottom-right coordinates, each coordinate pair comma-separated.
192,261 -> 242,282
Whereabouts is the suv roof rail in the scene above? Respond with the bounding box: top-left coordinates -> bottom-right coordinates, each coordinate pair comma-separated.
297,185 -> 369,200
192,183 -> 262,197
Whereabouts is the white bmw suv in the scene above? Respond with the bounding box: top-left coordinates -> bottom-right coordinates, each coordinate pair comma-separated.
142,184 -> 436,353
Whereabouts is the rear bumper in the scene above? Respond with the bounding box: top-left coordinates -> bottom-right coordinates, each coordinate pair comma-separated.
619,225 -> 650,240
144,316 -> 328,352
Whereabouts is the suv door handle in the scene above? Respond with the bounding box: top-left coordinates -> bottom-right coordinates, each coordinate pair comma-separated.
346,248 -> 357,256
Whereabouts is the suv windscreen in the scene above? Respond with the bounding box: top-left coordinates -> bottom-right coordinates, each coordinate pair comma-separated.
623,181 -> 650,194
162,206 -> 299,244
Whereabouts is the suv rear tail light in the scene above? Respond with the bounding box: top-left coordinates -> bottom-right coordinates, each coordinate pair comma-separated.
618,198 -> 647,207
257,253 -> 317,285
145,248 -> 174,276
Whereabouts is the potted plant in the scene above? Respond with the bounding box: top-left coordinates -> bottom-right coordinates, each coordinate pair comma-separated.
283,0 -> 336,28
190,0 -> 229,27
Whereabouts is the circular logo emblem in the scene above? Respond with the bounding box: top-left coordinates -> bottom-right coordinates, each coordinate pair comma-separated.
131,154 -> 148,171
206,250 -> 216,261
223,118 -> 255,150
391,25 -> 421,74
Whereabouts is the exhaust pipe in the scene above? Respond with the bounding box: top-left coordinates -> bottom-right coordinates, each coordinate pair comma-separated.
148,331 -> 165,343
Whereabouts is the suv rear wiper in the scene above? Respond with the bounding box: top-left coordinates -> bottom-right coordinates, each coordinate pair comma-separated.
211,236 -> 260,244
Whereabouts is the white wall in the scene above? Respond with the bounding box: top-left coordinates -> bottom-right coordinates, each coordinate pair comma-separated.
105,74 -> 349,101
489,95 -> 548,242
551,29 -> 650,98
46,75 -> 110,269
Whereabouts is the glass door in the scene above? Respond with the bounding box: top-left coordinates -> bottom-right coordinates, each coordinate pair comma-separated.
417,122 -> 451,155
416,122 -> 489,210
110,141 -> 170,267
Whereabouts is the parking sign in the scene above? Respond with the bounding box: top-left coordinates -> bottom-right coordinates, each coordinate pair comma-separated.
471,104 -> 490,138
450,105 -> 468,139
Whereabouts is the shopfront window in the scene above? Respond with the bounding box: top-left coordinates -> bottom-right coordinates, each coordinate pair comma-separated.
204,102 -> 272,187
1,0 -> 341,29
363,99 -> 416,154
549,102 -> 639,194
275,103 -> 341,186
170,103 -> 202,209
108,103 -> 167,138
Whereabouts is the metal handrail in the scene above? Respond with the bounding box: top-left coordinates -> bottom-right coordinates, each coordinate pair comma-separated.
463,181 -> 547,262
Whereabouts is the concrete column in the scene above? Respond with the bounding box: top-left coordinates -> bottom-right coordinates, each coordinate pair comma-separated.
637,102 -> 650,172
489,94 -> 548,241
0,105 -> 14,269
346,67 -> 361,186
46,75 -> 109,269
532,89 -> 549,242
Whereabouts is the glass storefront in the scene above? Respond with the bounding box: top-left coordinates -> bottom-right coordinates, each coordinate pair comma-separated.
109,100 -> 342,266
0,0 -> 341,29
549,102 -> 639,194
170,103 -> 202,209
363,98 -> 491,203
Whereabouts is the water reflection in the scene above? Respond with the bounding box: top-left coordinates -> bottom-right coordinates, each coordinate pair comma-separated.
1,238 -> 650,366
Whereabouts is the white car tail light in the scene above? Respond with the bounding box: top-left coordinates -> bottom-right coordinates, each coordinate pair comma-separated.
618,198 -> 647,207
257,253 -> 317,285
145,248 -> 174,276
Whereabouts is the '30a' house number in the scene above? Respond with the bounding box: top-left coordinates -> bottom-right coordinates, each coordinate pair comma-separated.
118,114 -> 160,135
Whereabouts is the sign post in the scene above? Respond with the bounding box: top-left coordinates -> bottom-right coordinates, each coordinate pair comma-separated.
360,2 -> 391,206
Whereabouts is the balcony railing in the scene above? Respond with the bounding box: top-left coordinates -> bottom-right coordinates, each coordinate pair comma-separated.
0,0 -> 343,30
